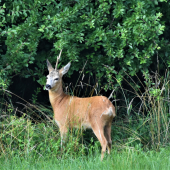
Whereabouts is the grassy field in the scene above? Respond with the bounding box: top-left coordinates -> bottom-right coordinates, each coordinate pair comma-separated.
1,147 -> 170,170
1,69 -> 170,170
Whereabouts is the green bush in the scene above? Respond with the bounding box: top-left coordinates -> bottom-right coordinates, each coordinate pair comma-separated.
0,0 -> 169,90
0,114 -> 88,158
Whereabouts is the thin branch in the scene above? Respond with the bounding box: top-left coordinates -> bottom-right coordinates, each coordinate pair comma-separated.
55,49 -> 62,70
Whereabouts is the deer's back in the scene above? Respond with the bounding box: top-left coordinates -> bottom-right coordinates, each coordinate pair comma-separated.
53,95 -> 115,128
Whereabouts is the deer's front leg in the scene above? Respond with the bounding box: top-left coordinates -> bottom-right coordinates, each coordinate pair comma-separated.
60,126 -> 68,148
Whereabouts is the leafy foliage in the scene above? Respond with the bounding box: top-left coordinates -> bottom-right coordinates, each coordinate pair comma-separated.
0,0 -> 169,90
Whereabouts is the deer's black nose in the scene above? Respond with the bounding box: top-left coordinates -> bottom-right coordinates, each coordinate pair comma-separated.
46,84 -> 51,89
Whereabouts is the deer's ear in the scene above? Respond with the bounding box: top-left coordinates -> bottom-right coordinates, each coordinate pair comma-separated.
59,62 -> 71,76
47,59 -> 54,72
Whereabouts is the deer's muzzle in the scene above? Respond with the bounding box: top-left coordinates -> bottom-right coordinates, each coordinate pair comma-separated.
46,84 -> 51,90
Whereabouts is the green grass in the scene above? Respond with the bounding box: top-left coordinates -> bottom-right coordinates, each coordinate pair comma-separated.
1,70 -> 170,170
1,147 -> 170,170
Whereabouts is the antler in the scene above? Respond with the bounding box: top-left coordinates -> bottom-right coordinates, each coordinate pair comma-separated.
55,49 -> 63,70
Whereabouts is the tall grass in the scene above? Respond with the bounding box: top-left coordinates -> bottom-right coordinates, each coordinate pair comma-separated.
142,71 -> 170,148
0,112 -> 89,159
0,68 -> 170,169
112,70 -> 170,150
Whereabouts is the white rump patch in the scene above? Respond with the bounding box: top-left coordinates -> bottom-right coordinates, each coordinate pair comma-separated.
100,107 -> 113,118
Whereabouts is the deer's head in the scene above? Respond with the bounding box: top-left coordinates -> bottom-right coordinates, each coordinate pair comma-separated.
46,50 -> 71,91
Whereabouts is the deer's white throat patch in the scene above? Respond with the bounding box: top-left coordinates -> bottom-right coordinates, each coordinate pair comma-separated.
100,107 -> 113,118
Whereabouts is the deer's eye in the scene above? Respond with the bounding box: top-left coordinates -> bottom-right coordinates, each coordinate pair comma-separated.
46,77 -> 48,79
54,78 -> 59,81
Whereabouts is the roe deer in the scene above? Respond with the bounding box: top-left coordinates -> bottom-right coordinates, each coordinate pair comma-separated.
45,50 -> 116,161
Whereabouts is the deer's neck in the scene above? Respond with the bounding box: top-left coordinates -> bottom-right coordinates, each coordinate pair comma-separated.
48,82 -> 68,108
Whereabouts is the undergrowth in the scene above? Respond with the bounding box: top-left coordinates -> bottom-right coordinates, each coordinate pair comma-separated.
0,68 -> 170,169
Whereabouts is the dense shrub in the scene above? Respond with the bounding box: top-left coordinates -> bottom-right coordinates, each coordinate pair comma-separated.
0,0 -> 169,91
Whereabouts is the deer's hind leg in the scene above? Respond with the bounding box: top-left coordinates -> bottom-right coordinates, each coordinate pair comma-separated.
91,122 -> 108,161
104,121 -> 112,154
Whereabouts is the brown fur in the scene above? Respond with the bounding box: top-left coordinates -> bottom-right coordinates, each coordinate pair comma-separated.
46,59 -> 116,161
